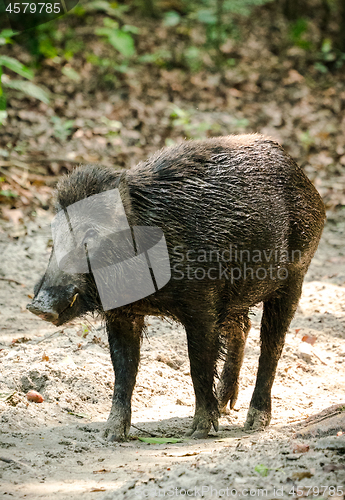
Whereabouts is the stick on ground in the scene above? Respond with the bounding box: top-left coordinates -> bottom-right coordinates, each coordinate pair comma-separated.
0,277 -> 25,286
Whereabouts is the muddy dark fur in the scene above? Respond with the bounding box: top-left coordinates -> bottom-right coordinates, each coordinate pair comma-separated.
28,134 -> 325,440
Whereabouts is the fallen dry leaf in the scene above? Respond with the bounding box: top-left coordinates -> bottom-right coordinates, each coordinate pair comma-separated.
291,471 -> 313,480
292,441 -> 310,454
26,390 -> 44,403
302,334 -> 317,346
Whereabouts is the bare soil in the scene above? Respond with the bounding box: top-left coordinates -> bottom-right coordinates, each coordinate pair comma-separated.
0,212 -> 344,499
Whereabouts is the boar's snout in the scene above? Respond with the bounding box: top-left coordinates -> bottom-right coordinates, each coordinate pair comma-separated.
26,283 -> 80,325
26,301 -> 59,322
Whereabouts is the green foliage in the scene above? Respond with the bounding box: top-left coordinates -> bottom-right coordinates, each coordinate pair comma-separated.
288,17 -> 345,73
100,116 -> 122,132
0,30 -> 50,126
14,21 -> 60,61
191,1 -> 273,30
299,130 -> 315,150
183,46 -> 203,72
161,0 -> 273,67
64,38 -> 85,61
86,53 -> 111,67
290,18 -> 312,50
0,29 -> 15,46
4,79 -> 49,103
80,324 -> 89,338
314,38 -> 345,73
0,66 -> 6,116
82,1 -> 129,18
50,116 -> 75,141
14,1 -> 131,62
0,55 -> 34,79
168,104 -> 248,141
138,49 -> 172,67
254,463 -> 283,476
163,11 -> 181,27
61,66 -> 81,82
0,189 -> 19,198
0,391 -> 16,401
168,104 -> 222,140
85,53 -> 129,83
0,110 -> 8,126
38,35 -> 60,59
95,18 -> 138,58
255,464 -> 270,477
0,0 -> 274,81
176,0 -> 273,18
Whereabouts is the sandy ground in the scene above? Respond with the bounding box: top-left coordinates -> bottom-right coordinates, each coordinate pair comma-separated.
0,211 -> 344,499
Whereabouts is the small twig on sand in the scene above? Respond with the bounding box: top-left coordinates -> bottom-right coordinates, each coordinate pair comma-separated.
312,351 -> 327,366
34,329 -> 64,344
0,277 -> 25,286
130,424 -> 159,437
0,456 -> 33,470
0,166 -> 45,205
289,406 -> 345,426
0,159 -> 29,170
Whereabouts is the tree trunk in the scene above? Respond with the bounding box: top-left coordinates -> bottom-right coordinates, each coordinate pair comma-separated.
337,0 -> 345,51
283,0 -> 302,20
140,0 -> 159,18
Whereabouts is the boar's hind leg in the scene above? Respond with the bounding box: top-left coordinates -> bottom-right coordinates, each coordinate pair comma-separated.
245,276 -> 304,431
185,318 -> 220,438
103,314 -> 144,442
217,313 -> 251,414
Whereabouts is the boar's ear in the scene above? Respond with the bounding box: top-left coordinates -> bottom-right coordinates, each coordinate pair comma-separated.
116,171 -> 133,223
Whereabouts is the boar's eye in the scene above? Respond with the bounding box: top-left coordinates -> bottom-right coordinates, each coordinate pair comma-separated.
82,228 -> 98,246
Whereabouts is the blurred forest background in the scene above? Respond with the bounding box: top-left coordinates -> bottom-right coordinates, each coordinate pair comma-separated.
0,0 -> 345,231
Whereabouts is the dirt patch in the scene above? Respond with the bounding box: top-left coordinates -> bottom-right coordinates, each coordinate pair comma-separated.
0,212 -> 345,499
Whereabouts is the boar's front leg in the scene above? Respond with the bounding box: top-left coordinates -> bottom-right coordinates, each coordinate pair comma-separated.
245,276 -> 304,431
103,313 -> 144,441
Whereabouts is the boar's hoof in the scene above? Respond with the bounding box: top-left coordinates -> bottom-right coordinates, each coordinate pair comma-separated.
217,382 -> 239,415
185,409 -> 219,439
244,407 -> 271,431
103,413 -> 131,442
103,424 -> 128,442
